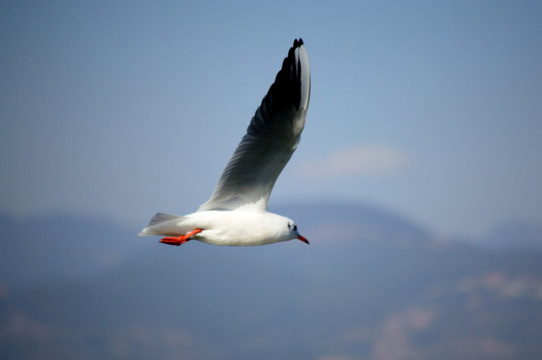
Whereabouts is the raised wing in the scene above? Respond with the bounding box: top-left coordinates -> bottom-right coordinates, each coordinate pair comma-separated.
199,39 -> 310,211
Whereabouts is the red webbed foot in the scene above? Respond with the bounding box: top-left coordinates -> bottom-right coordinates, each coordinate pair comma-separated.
160,229 -> 203,246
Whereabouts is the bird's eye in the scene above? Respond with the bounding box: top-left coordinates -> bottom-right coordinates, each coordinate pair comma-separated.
293,225 -> 297,231
287,223 -> 291,229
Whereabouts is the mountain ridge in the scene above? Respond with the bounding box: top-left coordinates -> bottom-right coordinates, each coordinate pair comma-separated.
2,202 -> 542,359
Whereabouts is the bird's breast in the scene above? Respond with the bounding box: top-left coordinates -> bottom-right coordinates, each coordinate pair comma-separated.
190,210 -> 288,246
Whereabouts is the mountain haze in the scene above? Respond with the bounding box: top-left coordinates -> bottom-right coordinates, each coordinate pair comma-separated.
1,202 -> 542,359
0,213 -> 143,286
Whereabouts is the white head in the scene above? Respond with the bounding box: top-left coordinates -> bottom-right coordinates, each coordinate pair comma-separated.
283,217 -> 309,244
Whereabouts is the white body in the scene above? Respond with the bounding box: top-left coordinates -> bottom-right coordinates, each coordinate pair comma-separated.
140,208 -> 297,246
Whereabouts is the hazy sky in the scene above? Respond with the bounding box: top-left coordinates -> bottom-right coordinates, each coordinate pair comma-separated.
1,1 -> 541,238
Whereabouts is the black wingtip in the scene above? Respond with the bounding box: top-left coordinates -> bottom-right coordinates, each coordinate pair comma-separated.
246,37 -> 308,137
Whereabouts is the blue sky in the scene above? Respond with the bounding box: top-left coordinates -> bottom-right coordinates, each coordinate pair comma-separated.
1,0 -> 541,239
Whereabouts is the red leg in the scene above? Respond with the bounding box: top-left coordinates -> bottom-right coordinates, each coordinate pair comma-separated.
160,229 -> 203,246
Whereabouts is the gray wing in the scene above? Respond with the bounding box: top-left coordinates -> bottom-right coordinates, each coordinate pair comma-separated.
199,39 -> 310,211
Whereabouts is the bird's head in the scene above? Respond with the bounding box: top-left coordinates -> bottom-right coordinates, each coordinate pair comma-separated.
286,220 -> 309,245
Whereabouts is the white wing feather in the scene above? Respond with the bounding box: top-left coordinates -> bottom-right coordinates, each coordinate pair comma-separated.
199,39 -> 310,211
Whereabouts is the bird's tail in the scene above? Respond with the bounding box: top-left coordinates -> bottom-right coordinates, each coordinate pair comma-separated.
138,212 -> 188,236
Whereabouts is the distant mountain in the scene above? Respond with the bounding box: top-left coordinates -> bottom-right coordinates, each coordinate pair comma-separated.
1,202 -> 542,359
480,221 -> 542,250
274,201 -> 433,245
0,213 -> 147,286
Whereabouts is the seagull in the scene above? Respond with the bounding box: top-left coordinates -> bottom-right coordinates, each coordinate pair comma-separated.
139,39 -> 310,246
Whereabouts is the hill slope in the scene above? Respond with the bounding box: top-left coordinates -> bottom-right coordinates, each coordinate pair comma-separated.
1,202 -> 542,359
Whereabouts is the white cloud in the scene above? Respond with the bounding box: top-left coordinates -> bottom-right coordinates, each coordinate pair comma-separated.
297,144 -> 410,179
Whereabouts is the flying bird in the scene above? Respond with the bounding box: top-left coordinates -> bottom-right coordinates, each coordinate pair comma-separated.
139,39 -> 310,246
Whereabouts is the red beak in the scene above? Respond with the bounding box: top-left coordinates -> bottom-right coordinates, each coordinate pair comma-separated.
297,235 -> 309,244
